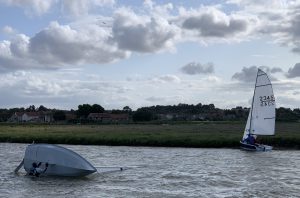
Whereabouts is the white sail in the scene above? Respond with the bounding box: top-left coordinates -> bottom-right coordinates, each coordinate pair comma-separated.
242,69 -> 275,140
242,109 -> 251,140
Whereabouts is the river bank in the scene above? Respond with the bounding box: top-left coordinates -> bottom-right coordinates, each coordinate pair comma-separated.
0,122 -> 299,149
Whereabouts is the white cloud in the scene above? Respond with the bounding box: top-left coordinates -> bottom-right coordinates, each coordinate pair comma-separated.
0,0 -> 115,16
182,9 -> 247,37
62,0 -> 91,17
0,68 -> 299,110
232,66 -> 282,82
2,25 -> 15,34
0,70 -> 182,110
0,40 -> 11,57
151,74 -> 181,84
0,70 -> 134,109
227,0 -> 289,10
271,79 -> 300,108
0,21 -> 129,71
1,0 -> 300,110
144,0 -> 173,18
180,62 -> 214,75
143,0 -> 155,10
61,0 -> 115,17
0,71 -> 71,97
146,96 -> 166,102
229,0 -> 300,55
1,0 -> 299,55
111,7 -> 180,53
0,1 -> 283,72
0,0 -> 55,15
177,6 -> 255,42
10,34 -> 30,58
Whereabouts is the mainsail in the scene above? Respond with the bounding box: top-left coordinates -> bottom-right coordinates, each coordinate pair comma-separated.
242,69 -> 276,140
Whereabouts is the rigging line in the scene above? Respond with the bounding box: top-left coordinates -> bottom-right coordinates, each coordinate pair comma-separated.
256,83 -> 272,88
249,69 -> 259,134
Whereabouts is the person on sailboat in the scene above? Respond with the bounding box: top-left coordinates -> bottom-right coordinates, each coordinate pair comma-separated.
244,134 -> 256,145
29,162 -> 48,177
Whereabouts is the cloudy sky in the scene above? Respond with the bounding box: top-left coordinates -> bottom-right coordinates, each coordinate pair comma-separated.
0,0 -> 300,110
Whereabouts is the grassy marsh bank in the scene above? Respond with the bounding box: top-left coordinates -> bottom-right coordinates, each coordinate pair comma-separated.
0,122 -> 299,149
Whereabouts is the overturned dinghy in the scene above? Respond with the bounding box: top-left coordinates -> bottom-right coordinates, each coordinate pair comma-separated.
22,144 -> 97,177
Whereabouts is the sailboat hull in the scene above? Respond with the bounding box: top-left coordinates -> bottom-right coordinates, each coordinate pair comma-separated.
240,141 -> 272,152
23,144 -> 97,177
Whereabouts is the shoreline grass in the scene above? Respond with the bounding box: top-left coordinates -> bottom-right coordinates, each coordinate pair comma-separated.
0,122 -> 299,149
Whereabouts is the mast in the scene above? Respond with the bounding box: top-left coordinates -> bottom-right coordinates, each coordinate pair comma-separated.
248,69 -> 260,135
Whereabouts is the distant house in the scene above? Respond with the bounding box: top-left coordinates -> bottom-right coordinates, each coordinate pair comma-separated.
22,112 -> 40,122
9,112 -> 24,122
8,111 -> 54,123
110,114 -> 129,121
43,112 -> 54,122
88,113 -> 111,121
87,113 -> 129,122
157,114 -> 174,120
65,112 -> 77,121
157,113 -> 207,121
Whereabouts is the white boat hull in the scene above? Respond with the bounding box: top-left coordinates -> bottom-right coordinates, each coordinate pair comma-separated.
23,144 -> 97,177
240,141 -> 272,152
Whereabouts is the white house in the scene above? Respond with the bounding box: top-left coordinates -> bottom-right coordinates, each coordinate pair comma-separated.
21,112 -> 40,122
9,112 -> 53,123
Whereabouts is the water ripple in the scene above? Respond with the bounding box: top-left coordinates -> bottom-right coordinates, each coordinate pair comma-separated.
0,143 -> 299,198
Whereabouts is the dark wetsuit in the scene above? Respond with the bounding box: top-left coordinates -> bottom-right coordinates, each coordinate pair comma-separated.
29,162 -> 48,177
244,135 -> 256,145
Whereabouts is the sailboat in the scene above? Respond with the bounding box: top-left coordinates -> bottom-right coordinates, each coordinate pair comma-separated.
240,69 -> 276,151
15,143 -> 97,177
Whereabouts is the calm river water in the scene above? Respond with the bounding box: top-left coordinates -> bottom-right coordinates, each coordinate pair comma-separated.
0,143 -> 299,198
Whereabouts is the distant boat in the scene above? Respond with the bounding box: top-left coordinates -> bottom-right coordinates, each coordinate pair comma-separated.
240,69 -> 276,151
15,144 -> 97,177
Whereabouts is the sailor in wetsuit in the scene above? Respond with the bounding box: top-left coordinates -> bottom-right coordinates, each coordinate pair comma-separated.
29,162 -> 48,177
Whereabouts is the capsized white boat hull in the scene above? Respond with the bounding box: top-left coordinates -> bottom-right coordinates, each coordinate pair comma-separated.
24,144 -> 97,177
240,141 -> 272,152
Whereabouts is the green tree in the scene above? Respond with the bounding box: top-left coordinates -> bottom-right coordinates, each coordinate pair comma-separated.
37,105 -> 48,112
26,105 -> 36,112
133,109 -> 153,121
123,106 -> 132,113
91,104 -> 105,113
77,104 -> 92,118
53,110 -> 66,121
276,107 -> 299,122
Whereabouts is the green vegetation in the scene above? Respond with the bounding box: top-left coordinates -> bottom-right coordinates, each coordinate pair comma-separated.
53,110 -> 66,121
0,122 -> 299,149
77,104 -> 105,118
1,103 -> 300,123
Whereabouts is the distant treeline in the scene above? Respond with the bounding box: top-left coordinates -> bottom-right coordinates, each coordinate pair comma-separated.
0,103 -> 300,122
133,103 -> 300,122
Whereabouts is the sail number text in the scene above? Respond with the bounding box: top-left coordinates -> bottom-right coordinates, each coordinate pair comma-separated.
259,95 -> 275,106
